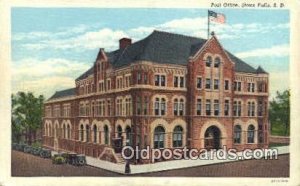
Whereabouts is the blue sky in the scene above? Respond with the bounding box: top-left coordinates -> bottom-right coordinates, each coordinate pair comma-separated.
11,8 -> 289,99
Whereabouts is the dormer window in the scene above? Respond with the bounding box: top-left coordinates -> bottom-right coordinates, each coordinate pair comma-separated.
214,57 -> 221,68
206,56 -> 212,67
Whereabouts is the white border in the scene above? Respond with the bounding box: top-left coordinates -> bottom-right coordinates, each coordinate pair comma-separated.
0,0 -> 299,186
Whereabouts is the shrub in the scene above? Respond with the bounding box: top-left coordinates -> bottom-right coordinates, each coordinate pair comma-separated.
52,155 -> 66,164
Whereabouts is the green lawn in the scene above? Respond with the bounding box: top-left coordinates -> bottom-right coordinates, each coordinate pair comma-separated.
271,122 -> 289,136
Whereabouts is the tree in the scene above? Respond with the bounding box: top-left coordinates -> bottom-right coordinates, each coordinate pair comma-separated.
11,92 -> 44,144
269,90 -> 290,136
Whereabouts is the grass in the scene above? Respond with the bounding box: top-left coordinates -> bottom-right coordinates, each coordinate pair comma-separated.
31,141 -> 42,148
271,122 -> 289,136
269,143 -> 289,148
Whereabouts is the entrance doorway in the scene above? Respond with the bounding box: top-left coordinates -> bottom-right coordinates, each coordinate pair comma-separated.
204,126 -> 221,149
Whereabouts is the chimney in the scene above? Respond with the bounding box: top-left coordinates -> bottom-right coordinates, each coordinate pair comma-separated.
119,38 -> 132,49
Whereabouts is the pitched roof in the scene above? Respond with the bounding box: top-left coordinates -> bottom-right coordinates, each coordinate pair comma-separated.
76,66 -> 94,81
226,51 -> 257,73
256,66 -> 268,74
76,30 -> 262,80
48,88 -> 76,100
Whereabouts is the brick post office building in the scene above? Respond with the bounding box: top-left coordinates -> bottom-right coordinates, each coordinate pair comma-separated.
43,30 -> 269,163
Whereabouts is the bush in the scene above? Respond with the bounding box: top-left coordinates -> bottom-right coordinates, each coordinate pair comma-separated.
52,154 -> 66,164
31,141 -> 42,148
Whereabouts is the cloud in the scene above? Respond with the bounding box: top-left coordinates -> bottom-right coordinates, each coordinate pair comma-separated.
12,76 -> 76,99
21,28 -> 128,51
12,58 -> 91,98
15,16 -> 289,52
235,44 -> 289,58
13,24 -> 91,41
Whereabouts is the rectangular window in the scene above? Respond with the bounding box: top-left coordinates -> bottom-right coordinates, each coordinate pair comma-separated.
233,101 -> 237,116
258,101 -> 263,116
206,100 -> 211,116
205,78 -> 211,89
144,74 -> 148,84
107,79 -> 111,90
161,75 -> 166,86
120,78 -> 123,89
234,81 -> 237,91
155,75 -> 160,86
238,82 -> 242,91
214,79 -> 219,90
247,83 -> 255,92
144,97 -> 148,115
247,83 -> 251,92
137,72 -> 142,84
196,99 -> 202,115
197,77 -> 202,89
107,100 -> 111,116
214,100 -> 219,116
174,76 -> 178,87
238,101 -> 242,116
225,80 -> 229,90
180,77 -> 184,88
224,100 -> 229,116
137,97 -> 141,115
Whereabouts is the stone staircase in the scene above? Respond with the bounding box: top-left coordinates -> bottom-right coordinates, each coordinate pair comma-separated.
115,153 -> 126,164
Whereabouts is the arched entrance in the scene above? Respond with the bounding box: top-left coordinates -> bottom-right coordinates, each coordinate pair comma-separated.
204,126 -> 221,149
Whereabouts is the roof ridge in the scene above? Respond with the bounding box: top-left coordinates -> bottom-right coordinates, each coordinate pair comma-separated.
152,30 -> 207,41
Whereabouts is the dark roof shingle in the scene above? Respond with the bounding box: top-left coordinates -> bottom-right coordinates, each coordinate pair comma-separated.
48,88 -> 76,100
76,30 -> 262,81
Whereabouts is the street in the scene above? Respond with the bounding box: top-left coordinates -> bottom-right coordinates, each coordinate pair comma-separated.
11,150 -> 289,177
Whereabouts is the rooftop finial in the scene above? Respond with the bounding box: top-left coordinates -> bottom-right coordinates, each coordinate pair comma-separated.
211,31 -> 215,36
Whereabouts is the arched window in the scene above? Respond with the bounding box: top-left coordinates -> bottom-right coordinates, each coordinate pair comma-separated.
234,125 -> 242,144
154,97 -> 167,116
206,56 -> 212,67
54,124 -> 59,138
173,98 -> 178,116
154,126 -> 165,149
214,57 -> 221,68
173,126 -> 183,147
125,126 -> 132,146
67,124 -> 71,139
93,125 -> 97,143
247,125 -> 255,143
80,125 -> 84,141
179,99 -> 184,116
155,98 -> 160,115
49,125 -> 52,136
117,125 -> 122,138
86,125 -> 90,142
44,123 -> 48,136
104,125 -> 109,145
247,102 -> 251,116
251,102 -> 255,116
63,124 -> 66,139
161,98 -> 166,115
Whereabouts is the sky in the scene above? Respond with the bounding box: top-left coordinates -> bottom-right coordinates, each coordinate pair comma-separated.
11,8 -> 290,99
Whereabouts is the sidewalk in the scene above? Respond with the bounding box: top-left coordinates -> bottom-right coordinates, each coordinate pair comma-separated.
82,145 -> 289,174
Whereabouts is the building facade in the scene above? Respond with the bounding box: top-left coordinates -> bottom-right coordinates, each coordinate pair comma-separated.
43,30 -> 269,163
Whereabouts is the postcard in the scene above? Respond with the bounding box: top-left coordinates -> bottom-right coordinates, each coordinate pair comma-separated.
0,0 -> 299,186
